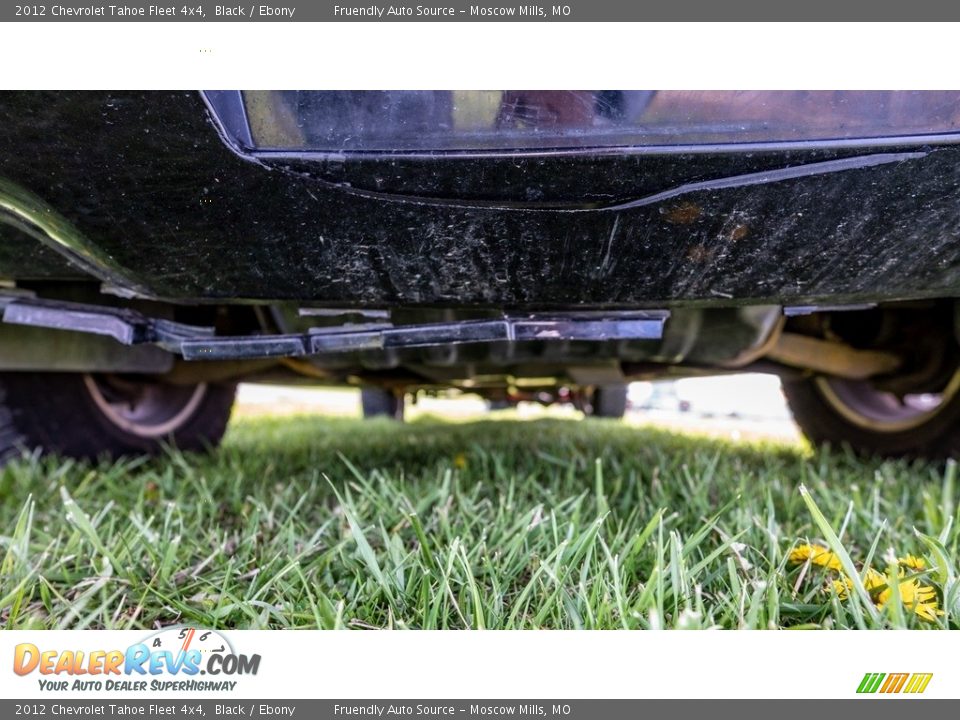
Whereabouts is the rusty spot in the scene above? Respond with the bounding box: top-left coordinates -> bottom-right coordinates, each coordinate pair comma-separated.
686,244 -> 713,263
661,201 -> 703,225
727,223 -> 750,242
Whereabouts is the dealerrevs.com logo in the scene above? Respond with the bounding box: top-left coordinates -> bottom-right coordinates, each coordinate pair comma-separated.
13,627 -> 261,693
857,673 -> 933,695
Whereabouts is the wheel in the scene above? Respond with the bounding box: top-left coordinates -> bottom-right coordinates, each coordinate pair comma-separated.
586,384 -> 628,419
361,387 -> 405,420
0,372 -> 236,461
783,370 -> 960,459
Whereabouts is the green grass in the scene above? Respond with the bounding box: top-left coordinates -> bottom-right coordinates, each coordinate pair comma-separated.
1,413 -> 959,630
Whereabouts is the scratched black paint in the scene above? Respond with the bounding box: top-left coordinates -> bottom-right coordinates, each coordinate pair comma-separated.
1,90 -> 959,308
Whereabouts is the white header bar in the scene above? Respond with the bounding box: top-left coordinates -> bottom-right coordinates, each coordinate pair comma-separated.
0,23 -> 956,90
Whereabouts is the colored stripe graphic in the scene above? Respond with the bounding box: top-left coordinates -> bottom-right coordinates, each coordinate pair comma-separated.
880,673 -> 909,693
857,672 -> 932,694
857,673 -> 885,693
903,673 -> 933,694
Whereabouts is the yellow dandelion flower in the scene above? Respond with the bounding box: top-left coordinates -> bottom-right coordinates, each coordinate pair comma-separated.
874,577 -> 942,622
830,576 -> 853,599
789,543 -> 843,571
453,453 -> 468,469
830,569 -> 888,600
863,568 -> 887,592
878,578 -> 936,606
898,554 -> 927,571
829,569 -> 942,621
913,603 -> 942,622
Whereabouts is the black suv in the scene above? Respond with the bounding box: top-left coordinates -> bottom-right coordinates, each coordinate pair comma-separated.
1,90 -> 959,458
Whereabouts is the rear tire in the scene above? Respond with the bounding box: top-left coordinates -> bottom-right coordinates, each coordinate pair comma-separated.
361,387 -> 405,420
587,384 -> 628,419
0,372 -> 236,461
783,371 -> 960,459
